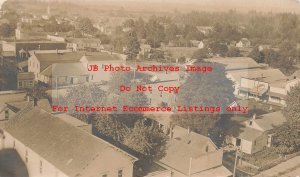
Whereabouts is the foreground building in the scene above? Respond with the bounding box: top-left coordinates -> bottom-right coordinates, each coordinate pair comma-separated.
230,111 -> 286,154
156,126 -> 232,177
0,102 -> 137,177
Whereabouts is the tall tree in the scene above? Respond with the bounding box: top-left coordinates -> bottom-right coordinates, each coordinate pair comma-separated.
124,120 -> 168,161
284,84 -> 300,123
171,62 -> 235,136
125,31 -> 140,60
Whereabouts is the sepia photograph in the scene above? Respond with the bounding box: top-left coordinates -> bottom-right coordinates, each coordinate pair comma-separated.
0,0 -> 299,177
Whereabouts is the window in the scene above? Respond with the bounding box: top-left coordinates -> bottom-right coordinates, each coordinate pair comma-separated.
118,170 -> 123,177
4,109 -> 9,119
18,81 -> 23,88
249,120 -> 253,126
205,145 -> 209,152
29,81 -> 33,87
102,174 -> 107,177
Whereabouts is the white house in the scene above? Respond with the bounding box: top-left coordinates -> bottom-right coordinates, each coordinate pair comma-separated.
231,111 -> 286,154
236,38 -> 251,48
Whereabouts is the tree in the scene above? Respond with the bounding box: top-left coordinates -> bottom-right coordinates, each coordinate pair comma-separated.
125,31 -> 140,60
284,84 -> 300,123
95,32 -> 110,44
77,17 -> 96,35
62,84 -> 106,117
248,47 -> 264,63
93,114 -> 129,142
209,42 -> 228,57
145,16 -> 165,48
25,81 -> 48,100
226,47 -> 240,57
271,84 -> 300,154
124,120 -> 168,161
171,62 -> 235,136
191,48 -> 209,60
0,23 -> 13,37
271,122 -> 300,154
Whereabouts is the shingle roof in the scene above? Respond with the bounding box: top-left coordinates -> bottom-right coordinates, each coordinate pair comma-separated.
238,127 -> 264,141
206,57 -> 262,71
40,63 -> 88,77
228,68 -> 287,84
254,111 -> 286,131
81,52 -> 122,62
4,106 -> 137,177
34,52 -> 84,71
159,126 -> 217,175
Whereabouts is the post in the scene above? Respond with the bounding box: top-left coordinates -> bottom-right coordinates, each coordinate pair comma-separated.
233,148 -> 239,177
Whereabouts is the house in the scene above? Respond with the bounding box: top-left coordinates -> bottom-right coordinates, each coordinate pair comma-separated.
1,102 -> 138,177
190,40 -> 201,48
231,111 -> 286,154
157,126 -> 232,177
196,26 -> 213,36
15,41 -> 67,61
39,63 -> 89,86
198,41 -> 205,49
205,57 -> 264,71
290,69 -> 300,80
80,52 -> 126,82
227,68 -> 300,105
47,34 -> 66,42
139,44 -> 152,55
28,51 -> 83,81
258,45 -> 271,52
66,38 -> 102,52
0,41 -> 16,65
236,38 -> 251,48
17,72 -> 35,90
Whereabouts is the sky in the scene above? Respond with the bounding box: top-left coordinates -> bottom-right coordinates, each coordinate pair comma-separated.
77,0 -> 300,13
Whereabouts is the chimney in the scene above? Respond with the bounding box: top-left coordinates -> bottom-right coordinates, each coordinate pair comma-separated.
170,131 -> 173,139
4,109 -> 9,120
34,98 -> 38,107
252,113 -> 256,120
187,127 -> 191,134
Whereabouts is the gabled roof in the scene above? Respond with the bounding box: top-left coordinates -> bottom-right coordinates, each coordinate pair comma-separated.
4,106 -> 137,177
206,57 -> 263,71
238,127 -> 264,141
40,63 -> 88,77
159,126 -> 217,175
80,52 -> 122,62
254,111 -> 286,131
228,68 -> 287,84
34,52 -> 84,71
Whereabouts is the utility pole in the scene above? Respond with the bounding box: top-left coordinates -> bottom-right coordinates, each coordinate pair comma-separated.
233,147 -> 239,177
